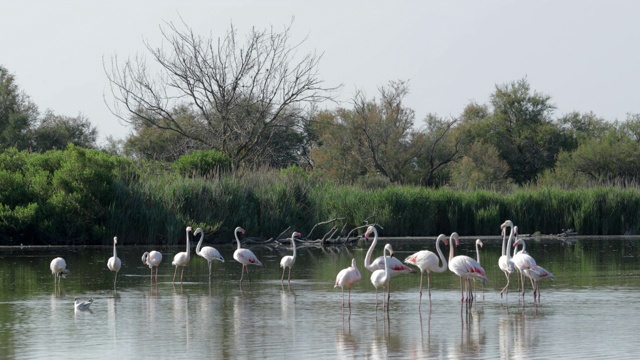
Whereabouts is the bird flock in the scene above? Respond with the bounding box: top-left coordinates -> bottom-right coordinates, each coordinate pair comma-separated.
51,220 -> 554,311
335,220 -> 555,311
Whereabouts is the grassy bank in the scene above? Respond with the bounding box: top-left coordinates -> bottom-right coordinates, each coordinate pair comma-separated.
1,147 -> 639,245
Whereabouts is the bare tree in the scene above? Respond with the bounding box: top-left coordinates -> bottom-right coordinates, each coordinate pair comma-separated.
105,19 -> 338,169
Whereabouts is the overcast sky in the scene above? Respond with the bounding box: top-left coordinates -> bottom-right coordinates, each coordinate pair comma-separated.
2,0 -> 639,144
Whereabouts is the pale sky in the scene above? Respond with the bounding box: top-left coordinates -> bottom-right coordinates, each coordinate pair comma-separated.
2,0 -> 639,144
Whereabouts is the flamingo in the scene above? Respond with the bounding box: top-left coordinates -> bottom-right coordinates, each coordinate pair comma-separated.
74,298 -> 94,311
232,226 -> 262,283
370,243 -> 393,309
335,258 -> 362,308
364,225 -> 415,276
403,234 -> 449,307
498,220 -> 516,297
448,232 -> 488,302
513,236 -> 554,301
473,239 -> 485,300
142,250 -> 163,282
194,227 -> 224,279
523,263 -> 556,302
511,226 -> 537,297
280,232 -> 302,285
50,257 -> 69,287
107,236 -> 122,288
172,226 -> 192,284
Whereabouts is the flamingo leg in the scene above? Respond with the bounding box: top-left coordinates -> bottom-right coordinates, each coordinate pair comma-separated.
173,266 -> 178,283
180,267 -> 185,284
208,261 -> 212,278
459,277 -> 464,302
341,288 -> 345,308
501,271 -> 510,298
427,271 -> 432,300
155,267 -> 159,282
281,267 -> 285,283
288,267 -> 292,284
348,288 -> 352,307
375,288 -> 379,309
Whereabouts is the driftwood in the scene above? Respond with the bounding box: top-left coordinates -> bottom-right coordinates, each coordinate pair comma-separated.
307,217 -> 345,240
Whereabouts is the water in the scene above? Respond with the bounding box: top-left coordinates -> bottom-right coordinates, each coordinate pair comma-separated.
1,236 -> 639,359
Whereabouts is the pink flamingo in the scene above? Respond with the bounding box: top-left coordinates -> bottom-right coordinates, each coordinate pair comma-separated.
498,220 -> 516,297
232,226 -> 262,283
280,232 -> 302,285
403,234 -> 449,307
172,226 -> 192,284
448,232 -> 488,302
141,250 -> 162,282
370,243 -> 393,309
511,227 -> 537,297
514,236 -> 555,301
107,236 -> 122,288
194,227 -> 225,279
50,257 -> 69,287
364,226 -> 415,275
335,258 -> 362,308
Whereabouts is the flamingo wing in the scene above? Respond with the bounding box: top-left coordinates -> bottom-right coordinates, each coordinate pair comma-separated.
201,246 -> 224,262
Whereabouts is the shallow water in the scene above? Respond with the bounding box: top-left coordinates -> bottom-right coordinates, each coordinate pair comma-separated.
1,236 -> 639,359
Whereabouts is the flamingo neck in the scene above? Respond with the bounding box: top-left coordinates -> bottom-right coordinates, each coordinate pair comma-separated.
235,230 -> 242,250
364,228 -> 378,271
113,240 -> 117,258
185,230 -> 190,258
292,234 -> 297,259
196,231 -> 204,255
476,242 -> 481,264
506,230 -> 515,259
435,236 -> 448,272
382,246 -> 390,282
448,236 -> 455,263
505,226 -> 514,257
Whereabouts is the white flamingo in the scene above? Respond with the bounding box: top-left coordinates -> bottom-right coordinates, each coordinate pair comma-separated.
403,234 -> 449,307
74,297 -> 94,311
172,226 -> 192,284
364,225 -> 415,275
50,257 -> 69,287
511,226 -> 537,297
232,226 -> 262,283
473,239 -> 485,300
514,236 -> 555,301
142,250 -> 163,282
194,227 -> 224,279
499,220 -> 516,297
448,232 -> 488,302
280,232 -> 302,285
370,243 -> 393,309
107,236 -> 122,288
335,258 -> 362,308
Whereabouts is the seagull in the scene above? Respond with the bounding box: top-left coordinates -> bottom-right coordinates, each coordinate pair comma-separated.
74,298 -> 94,311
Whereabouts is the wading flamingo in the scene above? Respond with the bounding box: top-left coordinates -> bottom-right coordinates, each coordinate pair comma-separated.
107,236 -> 122,288
194,227 -> 224,279
404,234 -> 449,308
172,226 -> 192,284
371,244 -> 393,310
280,232 -> 302,285
498,220 -> 516,298
233,227 -> 262,283
448,232 -> 488,302
335,258 -> 362,308
514,236 -> 555,301
511,226 -> 537,297
50,257 -> 69,287
473,239 -> 485,299
142,250 -> 163,282
364,226 -> 415,275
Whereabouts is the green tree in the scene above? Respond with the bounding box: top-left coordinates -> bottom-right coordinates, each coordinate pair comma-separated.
31,110 -> 98,151
0,66 -> 38,149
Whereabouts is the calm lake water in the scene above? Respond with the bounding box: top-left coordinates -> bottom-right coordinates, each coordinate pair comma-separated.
1,235 -> 639,359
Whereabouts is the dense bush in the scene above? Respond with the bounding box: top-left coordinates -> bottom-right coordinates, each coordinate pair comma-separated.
1,147 -> 640,245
